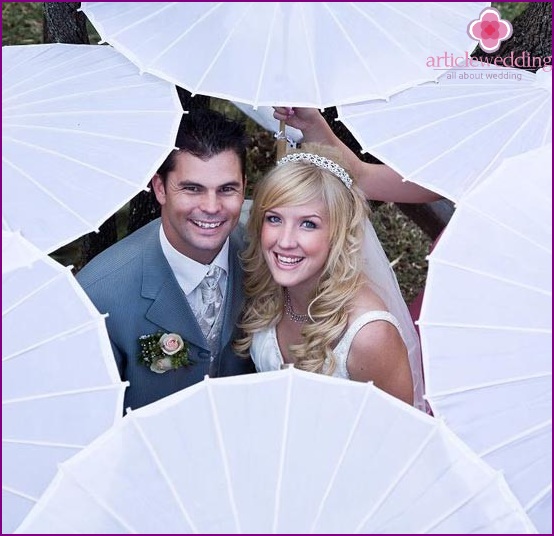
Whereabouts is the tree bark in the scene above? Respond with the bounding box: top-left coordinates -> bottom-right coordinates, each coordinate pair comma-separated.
396,200 -> 455,241
492,2 -> 552,64
43,2 -> 89,45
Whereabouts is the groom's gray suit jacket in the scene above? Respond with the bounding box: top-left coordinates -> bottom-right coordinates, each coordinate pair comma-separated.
76,218 -> 255,410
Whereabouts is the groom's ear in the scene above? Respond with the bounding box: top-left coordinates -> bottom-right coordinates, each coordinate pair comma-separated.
242,175 -> 248,195
151,174 -> 166,205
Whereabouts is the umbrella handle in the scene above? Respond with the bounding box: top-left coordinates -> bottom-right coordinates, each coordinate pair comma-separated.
276,119 -> 287,161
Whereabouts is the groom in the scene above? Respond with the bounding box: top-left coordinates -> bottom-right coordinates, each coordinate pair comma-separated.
77,109 -> 255,410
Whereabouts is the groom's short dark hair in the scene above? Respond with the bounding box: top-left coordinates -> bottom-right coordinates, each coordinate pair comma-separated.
157,108 -> 249,182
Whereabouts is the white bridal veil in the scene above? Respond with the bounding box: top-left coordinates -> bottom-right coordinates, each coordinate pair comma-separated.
276,152 -> 426,411
362,220 -> 426,412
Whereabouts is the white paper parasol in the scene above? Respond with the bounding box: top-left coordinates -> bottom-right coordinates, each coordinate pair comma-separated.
337,66 -> 552,201
2,43 -> 182,253
2,232 -> 128,533
80,2 -> 488,107
16,368 -> 535,534
418,145 -> 552,532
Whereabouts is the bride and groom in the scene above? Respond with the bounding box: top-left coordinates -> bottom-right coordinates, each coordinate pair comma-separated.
77,108 -> 434,411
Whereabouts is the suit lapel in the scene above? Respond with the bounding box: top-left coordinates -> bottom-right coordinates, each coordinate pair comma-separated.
220,229 -> 245,345
141,224 -> 208,350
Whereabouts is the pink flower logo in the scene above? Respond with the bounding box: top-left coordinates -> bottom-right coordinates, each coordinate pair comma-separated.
468,7 -> 513,53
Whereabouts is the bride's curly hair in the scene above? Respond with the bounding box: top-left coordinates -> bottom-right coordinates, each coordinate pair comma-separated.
234,145 -> 370,374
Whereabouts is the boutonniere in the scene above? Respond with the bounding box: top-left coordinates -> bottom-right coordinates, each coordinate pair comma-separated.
138,332 -> 192,374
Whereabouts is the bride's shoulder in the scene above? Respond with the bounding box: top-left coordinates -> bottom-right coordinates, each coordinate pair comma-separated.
349,281 -> 388,319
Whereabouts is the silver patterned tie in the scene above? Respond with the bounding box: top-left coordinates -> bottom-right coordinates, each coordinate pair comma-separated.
198,265 -> 223,337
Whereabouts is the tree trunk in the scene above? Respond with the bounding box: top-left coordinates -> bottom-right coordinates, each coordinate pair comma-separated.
492,2 -> 552,64
396,200 -> 455,241
43,2 -> 89,45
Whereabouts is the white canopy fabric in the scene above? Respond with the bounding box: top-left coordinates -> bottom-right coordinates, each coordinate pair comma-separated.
81,2 -> 488,107
2,231 -> 127,533
419,145 -> 552,533
337,67 -> 552,201
2,43 -> 182,253
17,368 -> 535,534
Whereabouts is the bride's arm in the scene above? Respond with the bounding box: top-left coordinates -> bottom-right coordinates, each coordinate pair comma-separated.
273,107 -> 441,204
346,320 -> 414,406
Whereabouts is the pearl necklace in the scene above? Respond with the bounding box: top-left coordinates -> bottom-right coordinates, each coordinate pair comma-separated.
284,289 -> 311,324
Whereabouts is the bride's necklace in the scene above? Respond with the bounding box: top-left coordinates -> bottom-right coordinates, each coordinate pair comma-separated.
284,289 -> 311,324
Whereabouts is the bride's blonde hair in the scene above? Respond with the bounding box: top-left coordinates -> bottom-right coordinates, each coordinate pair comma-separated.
235,145 -> 370,374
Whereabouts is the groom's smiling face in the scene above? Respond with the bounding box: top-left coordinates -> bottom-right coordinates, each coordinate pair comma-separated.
152,150 -> 245,264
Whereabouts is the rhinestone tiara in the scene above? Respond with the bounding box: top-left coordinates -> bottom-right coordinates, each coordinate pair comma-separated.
277,152 -> 352,189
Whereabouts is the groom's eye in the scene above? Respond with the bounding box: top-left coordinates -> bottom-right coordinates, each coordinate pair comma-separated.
181,184 -> 200,192
220,184 -> 240,194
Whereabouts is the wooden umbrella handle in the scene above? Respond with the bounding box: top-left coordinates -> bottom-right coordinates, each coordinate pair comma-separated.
276,119 -> 287,161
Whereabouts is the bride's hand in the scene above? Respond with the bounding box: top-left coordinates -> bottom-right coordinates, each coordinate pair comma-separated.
272,107 -> 326,134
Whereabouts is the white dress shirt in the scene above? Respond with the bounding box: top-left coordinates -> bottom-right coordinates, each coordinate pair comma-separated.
159,225 -> 229,317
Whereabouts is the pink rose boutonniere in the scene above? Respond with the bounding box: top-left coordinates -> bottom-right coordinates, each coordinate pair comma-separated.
138,332 -> 192,373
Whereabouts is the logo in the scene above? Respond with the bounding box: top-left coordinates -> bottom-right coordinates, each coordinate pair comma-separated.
467,7 -> 513,53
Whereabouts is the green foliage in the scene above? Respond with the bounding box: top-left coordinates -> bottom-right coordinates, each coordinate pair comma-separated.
2,2 -> 100,45
493,2 -> 528,21
371,203 -> 431,303
2,2 -> 43,45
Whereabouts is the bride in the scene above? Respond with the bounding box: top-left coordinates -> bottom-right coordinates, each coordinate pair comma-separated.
235,145 -> 425,410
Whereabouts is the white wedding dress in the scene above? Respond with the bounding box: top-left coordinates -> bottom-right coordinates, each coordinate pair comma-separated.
251,310 -> 403,379
249,220 -> 426,411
